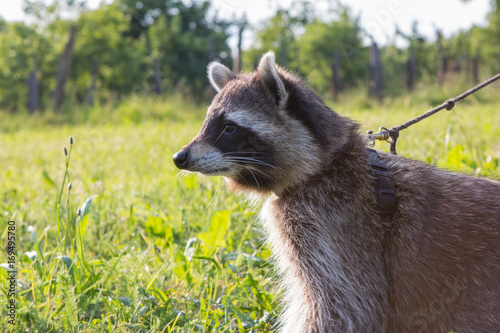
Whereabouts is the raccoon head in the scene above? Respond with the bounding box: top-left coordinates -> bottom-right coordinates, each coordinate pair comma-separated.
173,51 -> 356,195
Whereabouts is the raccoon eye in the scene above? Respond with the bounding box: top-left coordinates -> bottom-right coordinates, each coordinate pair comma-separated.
224,124 -> 236,134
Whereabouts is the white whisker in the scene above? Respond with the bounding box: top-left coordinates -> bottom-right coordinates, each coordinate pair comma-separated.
225,161 -> 251,186
245,167 -> 260,190
243,165 -> 274,179
227,160 -> 274,180
226,156 -> 283,172
205,177 -> 222,210
222,152 -> 270,156
176,170 -> 191,179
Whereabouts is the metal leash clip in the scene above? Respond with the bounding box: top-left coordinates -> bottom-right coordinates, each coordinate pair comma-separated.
366,127 -> 394,147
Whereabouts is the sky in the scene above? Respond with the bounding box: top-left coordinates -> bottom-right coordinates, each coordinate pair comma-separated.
0,0 -> 492,49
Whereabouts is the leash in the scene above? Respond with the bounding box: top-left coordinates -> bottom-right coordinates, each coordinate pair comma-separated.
367,73 -> 500,155
365,73 -> 500,216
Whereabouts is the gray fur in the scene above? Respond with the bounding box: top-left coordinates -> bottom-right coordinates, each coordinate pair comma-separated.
174,53 -> 500,332
257,51 -> 288,107
208,62 -> 236,92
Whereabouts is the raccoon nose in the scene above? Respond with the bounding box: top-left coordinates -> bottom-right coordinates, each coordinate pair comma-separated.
173,150 -> 189,169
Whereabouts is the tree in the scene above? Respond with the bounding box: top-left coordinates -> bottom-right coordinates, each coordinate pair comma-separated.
435,28 -> 447,84
369,38 -> 383,99
232,14 -> 247,73
406,50 -> 416,90
0,21 -> 50,112
459,0 -> 500,74
21,0 -> 87,111
119,0 -> 175,39
296,8 -> 367,98
53,25 -> 76,111
27,58 -> 39,114
487,0 -> 500,71
145,1 -> 232,95
243,1 -> 314,71
395,22 -> 436,85
71,3 -> 146,101
23,0 -> 87,24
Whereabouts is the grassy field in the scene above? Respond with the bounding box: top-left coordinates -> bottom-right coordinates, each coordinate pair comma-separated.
1,82 -> 500,332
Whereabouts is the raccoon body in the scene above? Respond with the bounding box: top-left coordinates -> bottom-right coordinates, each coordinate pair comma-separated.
173,52 -> 500,332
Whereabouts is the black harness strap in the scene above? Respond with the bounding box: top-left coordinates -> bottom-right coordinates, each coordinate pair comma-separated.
366,148 -> 396,217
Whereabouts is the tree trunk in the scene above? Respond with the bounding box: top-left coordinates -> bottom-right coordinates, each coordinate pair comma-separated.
27,57 -> 39,115
86,60 -> 97,105
330,53 -> 340,101
496,0 -> 500,72
53,25 -> 77,112
153,57 -> 162,95
209,34 -> 216,62
406,50 -> 416,91
369,40 -> 383,100
471,52 -> 479,84
233,16 -> 247,73
498,47 -> 500,74
436,29 -> 446,85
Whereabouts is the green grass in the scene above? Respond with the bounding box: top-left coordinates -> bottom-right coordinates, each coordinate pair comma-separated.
1,82 -> 499,332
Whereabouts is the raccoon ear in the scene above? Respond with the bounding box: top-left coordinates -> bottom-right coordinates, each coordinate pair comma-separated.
257,51 -> 288,108
208,62 -> 236,92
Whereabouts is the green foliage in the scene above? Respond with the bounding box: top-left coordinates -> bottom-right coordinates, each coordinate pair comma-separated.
0,21 -> 51,112
296,8 -> 367,94
71,3 -> 146,101
399,22 -> 439,81
1,1 -> 500,112
0,0 -> 232,112
378,44 -> 407,94
146,3 -> 232,95
197,210 -> 231,252
243,2 -> 314,71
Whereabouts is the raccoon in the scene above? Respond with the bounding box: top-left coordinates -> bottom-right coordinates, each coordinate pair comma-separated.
173,52 -> 500,332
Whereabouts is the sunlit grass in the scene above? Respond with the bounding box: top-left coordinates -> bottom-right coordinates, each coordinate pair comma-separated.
0,84 -> 499,331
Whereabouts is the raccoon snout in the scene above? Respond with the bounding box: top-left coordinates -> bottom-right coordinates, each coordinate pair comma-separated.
173,150 -> 189,169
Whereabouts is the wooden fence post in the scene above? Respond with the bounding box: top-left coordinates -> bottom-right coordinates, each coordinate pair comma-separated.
86,60 -> 97,105
471,51 -> 479,84
436,28 -> 446,85
233,14 -> 247,73
369,39 -> 383,100
406,50 -> 415,91
330,52 -> 340,101
153,57 -> 162,95
27,57 -> 39,114
53,25 -> 77,112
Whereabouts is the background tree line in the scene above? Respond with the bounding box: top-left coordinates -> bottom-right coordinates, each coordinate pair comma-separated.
0,0 -> 499,114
